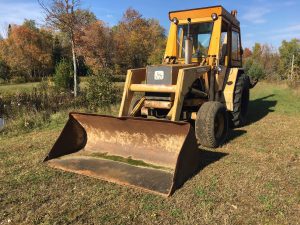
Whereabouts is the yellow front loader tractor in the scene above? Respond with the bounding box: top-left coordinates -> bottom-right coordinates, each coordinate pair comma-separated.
45,6 -> 255,196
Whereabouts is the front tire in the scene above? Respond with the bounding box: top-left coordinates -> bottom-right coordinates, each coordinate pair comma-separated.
231,74 -> 250,127
195,102 -> 229,148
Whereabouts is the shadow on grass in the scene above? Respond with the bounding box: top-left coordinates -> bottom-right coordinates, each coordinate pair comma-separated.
227,129 -> 247,142
247,94 -> 277,125
225,94 -> 277,142
174,148 -> 227,194
197,149 -> 228,169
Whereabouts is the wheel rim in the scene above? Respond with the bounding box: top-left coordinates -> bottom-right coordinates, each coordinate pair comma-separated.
214,112 -> 225,139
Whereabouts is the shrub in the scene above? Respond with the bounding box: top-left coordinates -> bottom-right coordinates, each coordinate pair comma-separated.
244,59 -> 265,80
86,68 -> 117,110
54,59 -> 76,90
0,85 -> 88,135
0,59 -> 10,81
11,76 -> 26,84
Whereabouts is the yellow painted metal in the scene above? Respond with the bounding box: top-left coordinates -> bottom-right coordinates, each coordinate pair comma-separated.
144,100 -> 173,109
130,84 -> 176,93
169,6 -> 240,27
119,65 -> 209,121
171,66 -> 210,121
169,6 -> 223,21
164,22 -> 178,58
223,68 -> 239,111
208,17 -> 222,61
178,17 -> 212,24
191,112 -> 197,120
130,97 -> 145,116
119,68 -> 146,117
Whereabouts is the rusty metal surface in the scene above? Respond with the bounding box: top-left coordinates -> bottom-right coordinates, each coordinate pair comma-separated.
45,113 -> 201,196
144,100 -> 172,109
48,156 -> 173,195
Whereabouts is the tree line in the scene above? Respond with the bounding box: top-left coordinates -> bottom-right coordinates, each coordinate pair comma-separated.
243,40 -> 300,83
0,0 -> 299,89
0,1 -> 165,88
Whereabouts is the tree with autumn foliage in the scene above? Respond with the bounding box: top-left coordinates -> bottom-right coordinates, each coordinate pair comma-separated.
0,20 -> 53,81
243,47 -> 252,59
113,8 -> 166,74
77,20 -> 113,73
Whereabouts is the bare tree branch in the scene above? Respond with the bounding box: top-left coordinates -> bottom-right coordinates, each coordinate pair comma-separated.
38,0 -> 84,97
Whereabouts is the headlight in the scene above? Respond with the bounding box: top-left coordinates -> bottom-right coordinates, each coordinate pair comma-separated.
172,17 -> 179,25
211,13 -> 218,21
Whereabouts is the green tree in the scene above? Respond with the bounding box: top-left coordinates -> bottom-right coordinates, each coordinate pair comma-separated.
52,36 -> 63,68
279,39 -> 300,78
0,59 -> 10,81
86,68 -> 116,110
23,19 -> 38,31
244,58 -> 265,80
54,59 -> 74,90
252,43 -> 263,60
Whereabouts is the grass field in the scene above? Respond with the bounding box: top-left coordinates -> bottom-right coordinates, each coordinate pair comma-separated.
0,82 -> 300,224
0,82 -> 40,94
0,80 -> 124,94
0,81 -> 86,94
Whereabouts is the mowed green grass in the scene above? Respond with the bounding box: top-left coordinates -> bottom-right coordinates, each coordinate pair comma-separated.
0,82 -> 40,94
0,80 -> 124,94
0,82 -> 300,224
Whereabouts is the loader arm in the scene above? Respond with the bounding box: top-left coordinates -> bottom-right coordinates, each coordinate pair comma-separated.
119,66 -> 210,121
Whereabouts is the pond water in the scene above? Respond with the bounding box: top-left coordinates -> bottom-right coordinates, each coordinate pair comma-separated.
0,117 -> 4,129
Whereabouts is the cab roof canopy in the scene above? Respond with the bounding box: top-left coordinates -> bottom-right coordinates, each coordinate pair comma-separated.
169,5 -> 240,27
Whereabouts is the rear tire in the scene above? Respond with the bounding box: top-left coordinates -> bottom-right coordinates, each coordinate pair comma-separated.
231,74 -> 250,127
195,102 -> 229,148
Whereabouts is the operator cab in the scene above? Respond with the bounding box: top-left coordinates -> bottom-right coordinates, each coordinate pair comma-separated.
165,5 -> 242,67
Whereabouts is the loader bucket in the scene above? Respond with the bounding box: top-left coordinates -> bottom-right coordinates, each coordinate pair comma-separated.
44,113 -> 202,196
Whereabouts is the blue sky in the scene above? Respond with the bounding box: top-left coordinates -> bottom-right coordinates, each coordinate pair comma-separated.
0,0 -> 299,49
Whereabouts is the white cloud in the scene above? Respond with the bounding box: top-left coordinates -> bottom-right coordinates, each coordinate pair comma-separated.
244,24 -> 300,48
262,24 -> 300,41
270,33 -> 299,41
242,7 -> 271,24
274,24 -> 300,34
0,1 -> 43,26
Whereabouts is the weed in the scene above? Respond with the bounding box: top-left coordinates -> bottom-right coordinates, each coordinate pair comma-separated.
170,208 -> 182,218
140,195 -> 158,212
258,194 -> 274,211
195,186 -> 206,197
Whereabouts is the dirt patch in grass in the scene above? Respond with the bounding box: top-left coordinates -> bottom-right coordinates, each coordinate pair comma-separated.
0,82 -> 300,224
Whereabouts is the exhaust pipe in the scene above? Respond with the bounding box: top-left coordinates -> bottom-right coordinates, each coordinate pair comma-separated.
185,18 -> 192,64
